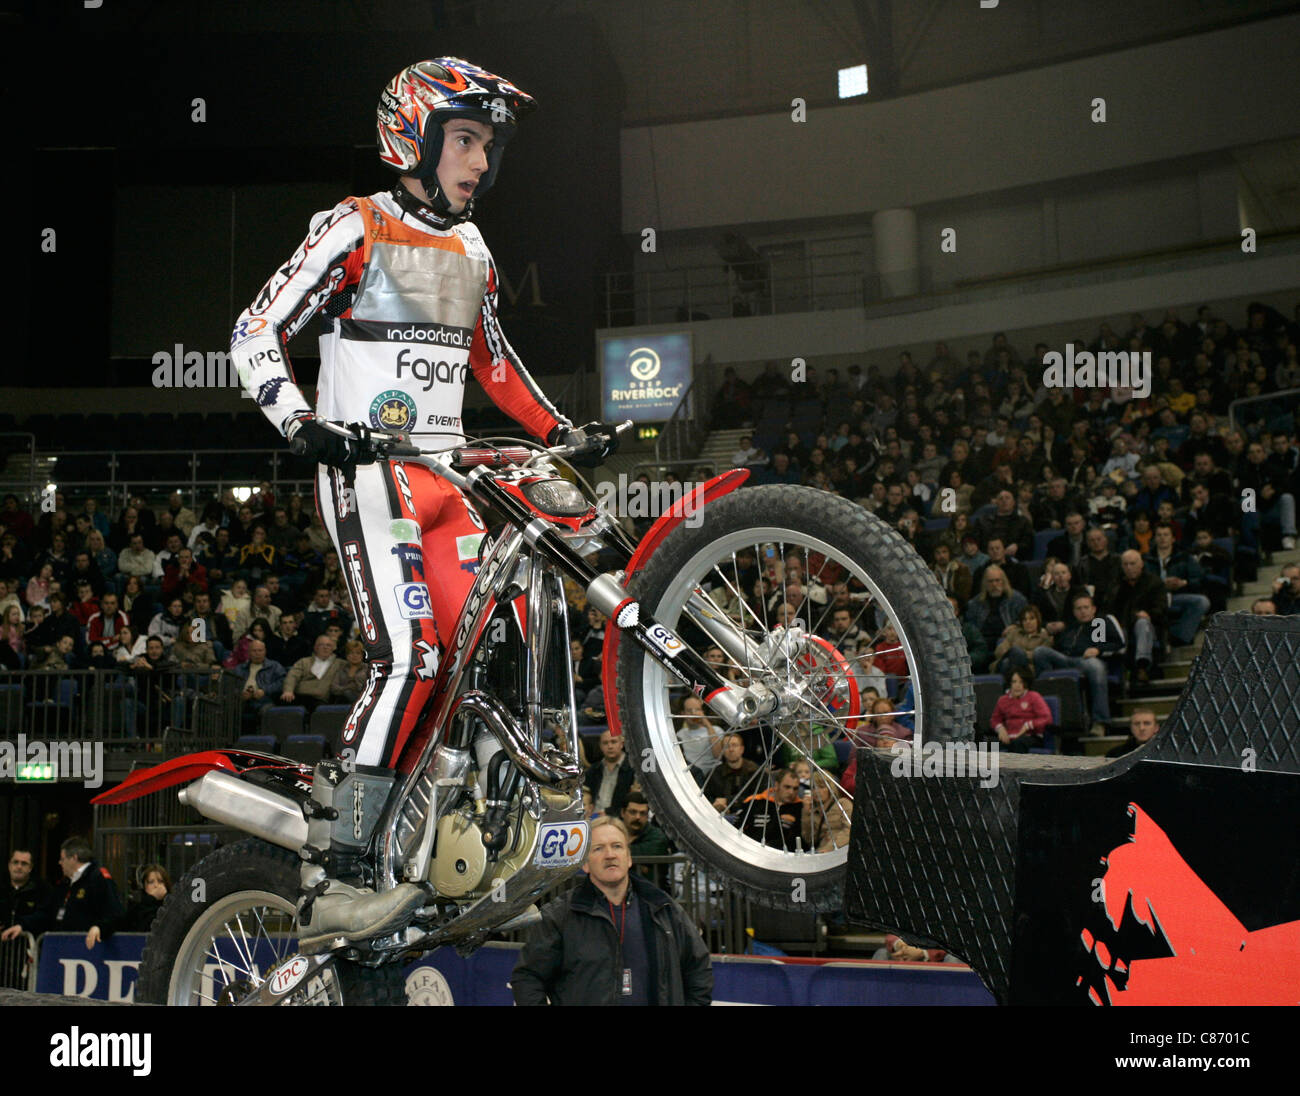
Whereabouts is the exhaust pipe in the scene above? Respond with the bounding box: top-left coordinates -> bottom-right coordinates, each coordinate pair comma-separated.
178,770 -> 308,853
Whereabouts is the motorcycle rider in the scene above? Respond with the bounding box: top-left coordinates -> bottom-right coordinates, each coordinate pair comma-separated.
229,57 -> 618,952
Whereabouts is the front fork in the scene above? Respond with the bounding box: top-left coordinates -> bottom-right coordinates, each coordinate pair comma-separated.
582,571 -> 778,728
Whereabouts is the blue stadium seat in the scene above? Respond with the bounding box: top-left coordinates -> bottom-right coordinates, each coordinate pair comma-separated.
0,682 -> 24,733
236,734 -> 278,753
1033,528 -> 1058,561
1034,669 -> 1087,732
972,673 -> 1003,735
308,704 -> 352,756
283,734 -> 328,766
260,705 -> 307,742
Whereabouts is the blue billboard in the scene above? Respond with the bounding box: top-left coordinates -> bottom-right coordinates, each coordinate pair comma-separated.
600,333 -> 693,423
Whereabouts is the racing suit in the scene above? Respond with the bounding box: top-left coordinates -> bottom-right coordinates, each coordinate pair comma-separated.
229,189 -> 570,770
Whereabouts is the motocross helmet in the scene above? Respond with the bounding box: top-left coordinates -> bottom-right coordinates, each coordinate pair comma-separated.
377,57 -> 535,220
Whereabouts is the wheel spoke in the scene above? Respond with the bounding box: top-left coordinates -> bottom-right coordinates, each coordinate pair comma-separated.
629,512 -> 954,885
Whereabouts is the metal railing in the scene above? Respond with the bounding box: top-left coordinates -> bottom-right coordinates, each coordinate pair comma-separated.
493,853 -> 753,955
0,666 -> 242,764
94,789 -> 237,903
0,433 -> 38,506
599,237 -> 869,328
652,354 -> 719,469
28,448 -> 315,516
600,230 -> 1300,330
0,931 -> 37,991
1228,387 -> 1300,435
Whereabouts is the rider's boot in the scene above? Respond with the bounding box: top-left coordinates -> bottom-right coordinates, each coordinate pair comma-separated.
296,760 -> 425,955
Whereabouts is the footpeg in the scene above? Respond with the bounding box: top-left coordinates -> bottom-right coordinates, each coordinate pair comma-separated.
297,880 -> 426,955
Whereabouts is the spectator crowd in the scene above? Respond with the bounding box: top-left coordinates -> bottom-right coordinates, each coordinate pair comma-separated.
709,300 -> 1300,742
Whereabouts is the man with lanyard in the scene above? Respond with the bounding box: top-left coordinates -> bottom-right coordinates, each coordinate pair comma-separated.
1,837 -> 123,950
511,818 -> 712,1005
228,57 -> 620,951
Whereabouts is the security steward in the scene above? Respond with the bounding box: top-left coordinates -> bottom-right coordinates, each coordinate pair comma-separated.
511,817 -> 712,1005
1,836 -> 124,950
2,847 -> 51,929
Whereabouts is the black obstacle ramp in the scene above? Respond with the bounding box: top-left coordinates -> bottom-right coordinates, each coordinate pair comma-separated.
844,612 -> 1300,1005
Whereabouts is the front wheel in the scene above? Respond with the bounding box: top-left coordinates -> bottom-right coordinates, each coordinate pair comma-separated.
615,484 -> 974,911
137,837 -> 406,1006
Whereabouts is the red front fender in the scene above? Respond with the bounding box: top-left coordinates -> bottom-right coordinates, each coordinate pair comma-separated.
600,467 -> 749,736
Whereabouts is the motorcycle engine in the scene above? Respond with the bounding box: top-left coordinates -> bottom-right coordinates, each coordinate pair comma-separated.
430,810 -> 488,898
429,804 -> 540,899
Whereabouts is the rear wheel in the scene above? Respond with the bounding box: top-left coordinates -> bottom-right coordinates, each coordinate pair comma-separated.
138,838 -> 406,1006
615,485 -> 973,910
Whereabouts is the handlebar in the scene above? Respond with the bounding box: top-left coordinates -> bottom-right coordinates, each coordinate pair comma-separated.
289,419 -> 632,469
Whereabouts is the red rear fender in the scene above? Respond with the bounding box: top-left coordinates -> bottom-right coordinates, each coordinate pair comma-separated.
91,749 -> 312,805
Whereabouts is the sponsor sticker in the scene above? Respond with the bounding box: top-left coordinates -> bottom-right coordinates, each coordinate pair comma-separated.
395,582 -> 434,619
455,533 -> 484,561
370,389 -> 416,431
269,956 -> 311,997
389,518 -> 421,543
343,541 -> 377,642
230,316 -> 268,348
405,966 -> 455,1006
645,622 -> 684,658
392,461 -> 417,515
391,543 -> 423,568
534,822 -> 588,868
255,377 -> 286,407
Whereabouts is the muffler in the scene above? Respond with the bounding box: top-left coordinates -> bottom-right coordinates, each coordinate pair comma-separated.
178,770 -> 309,852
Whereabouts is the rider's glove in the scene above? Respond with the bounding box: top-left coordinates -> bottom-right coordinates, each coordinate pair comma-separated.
286,416 -> 356,469
550,421 -> 620,468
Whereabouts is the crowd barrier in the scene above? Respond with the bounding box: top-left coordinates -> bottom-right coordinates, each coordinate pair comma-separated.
0,931 -> 36,991
24,932 -> 992,1005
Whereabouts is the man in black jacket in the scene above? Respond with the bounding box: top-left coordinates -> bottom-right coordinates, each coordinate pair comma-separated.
2,848 -> 51,930
512,818 -> 712,1005
0,847 -> 51,988
1075,527 -> 1121,607
1032,592 -> 1125,732
1,837 -> 123,950
1046,511 -> 1088,569
1179,481 -> 1237,545
973,489 -> 1034,559
1235,440 -> 1298,551
1110,550 -> 1167,684
582,731 -> 637,818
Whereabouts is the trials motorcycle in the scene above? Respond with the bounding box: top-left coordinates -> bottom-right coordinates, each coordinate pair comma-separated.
94,422 -> 972,1004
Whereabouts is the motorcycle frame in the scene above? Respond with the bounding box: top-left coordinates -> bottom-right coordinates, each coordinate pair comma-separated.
374,456 -> 759,893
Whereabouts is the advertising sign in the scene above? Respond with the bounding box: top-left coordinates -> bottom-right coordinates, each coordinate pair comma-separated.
600,333 -> 693,423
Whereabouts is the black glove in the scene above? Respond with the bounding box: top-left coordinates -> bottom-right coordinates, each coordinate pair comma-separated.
286,417 -> 356,468
550,421 -> 620,467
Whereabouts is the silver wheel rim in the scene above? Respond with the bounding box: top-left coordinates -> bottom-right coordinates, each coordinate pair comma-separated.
167,890 -> 340,1006
640,525 -> 924,877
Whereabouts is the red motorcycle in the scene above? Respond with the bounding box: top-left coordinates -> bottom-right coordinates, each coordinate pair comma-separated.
95,423 -> 972,1004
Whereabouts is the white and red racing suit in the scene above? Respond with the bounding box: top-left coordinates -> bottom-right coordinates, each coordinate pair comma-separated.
229,189 -> 569,768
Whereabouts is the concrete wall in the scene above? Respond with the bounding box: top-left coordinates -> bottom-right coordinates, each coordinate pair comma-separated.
620,13 -> 1300,235
597,248 -> 1300,367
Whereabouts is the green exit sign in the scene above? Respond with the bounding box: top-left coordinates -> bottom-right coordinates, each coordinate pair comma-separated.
16,762 -> 55,782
